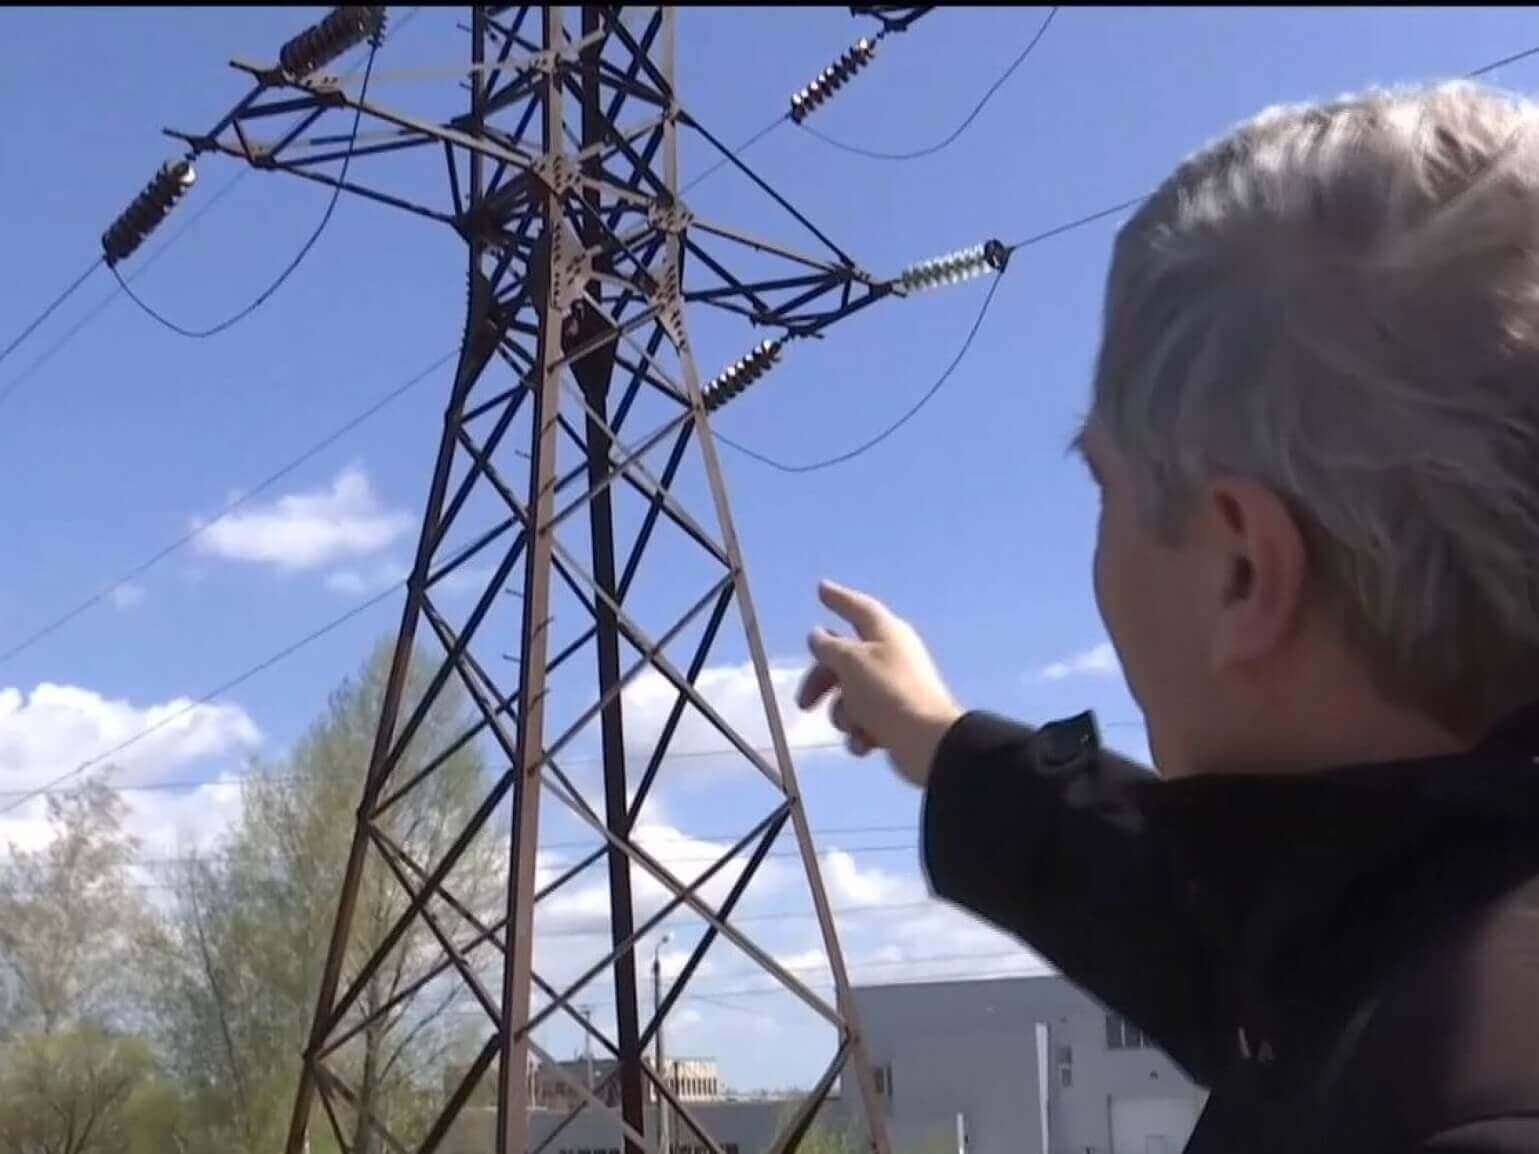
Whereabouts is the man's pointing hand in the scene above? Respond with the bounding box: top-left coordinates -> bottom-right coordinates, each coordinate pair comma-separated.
798,580 -> 963,787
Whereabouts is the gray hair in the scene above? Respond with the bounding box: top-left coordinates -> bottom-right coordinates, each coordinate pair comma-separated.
1091,80 -> 1539,733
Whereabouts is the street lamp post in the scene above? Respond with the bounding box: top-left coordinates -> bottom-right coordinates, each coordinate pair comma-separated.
653,934 -> 673,1154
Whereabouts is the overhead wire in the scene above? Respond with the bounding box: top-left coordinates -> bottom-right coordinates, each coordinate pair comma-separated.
18,841 -> 926,878
0,172 -> 249,412
1467,43 -> 1539,78
110,38 -> 381,339
0,346 -> 455,673
533,952 -> 1046,1017
680,115 -> 789,196
0,718 -> 1150,803
799,7 -> 1058,161
0,8 -> 420,410
714,268 -> 1007,474
708,197 -> 1156,474
0,259 -> 103,374
0,580 -> 405,818
710,32 -> 1539,473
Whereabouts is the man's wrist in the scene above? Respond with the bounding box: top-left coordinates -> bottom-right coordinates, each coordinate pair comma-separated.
895,704 -> 966,787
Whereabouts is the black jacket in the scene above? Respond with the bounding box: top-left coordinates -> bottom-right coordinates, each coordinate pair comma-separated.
922,706 -> 1539,1153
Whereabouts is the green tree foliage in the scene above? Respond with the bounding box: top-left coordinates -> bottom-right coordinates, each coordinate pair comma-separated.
145,639 -> 501,1154
0,781 -> 143,1037
0,1030 -> 184,1154
0,782 -> 185,1153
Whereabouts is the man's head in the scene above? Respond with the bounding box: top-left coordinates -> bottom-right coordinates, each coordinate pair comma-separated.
1080,81 -> 1539,778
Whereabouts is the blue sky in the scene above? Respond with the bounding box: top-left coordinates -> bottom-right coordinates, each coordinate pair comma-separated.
3,4 -> 1538,1096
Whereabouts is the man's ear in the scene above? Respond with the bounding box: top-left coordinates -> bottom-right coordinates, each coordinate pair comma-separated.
1200,475 -> 1310,671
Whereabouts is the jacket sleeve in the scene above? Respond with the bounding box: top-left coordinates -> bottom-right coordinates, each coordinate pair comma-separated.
921,710 -> 1220,1084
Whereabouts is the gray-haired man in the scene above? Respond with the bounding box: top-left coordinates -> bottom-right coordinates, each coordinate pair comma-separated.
802,82 -> 1539,1152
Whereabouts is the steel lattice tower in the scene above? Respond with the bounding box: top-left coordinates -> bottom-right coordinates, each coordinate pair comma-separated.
167,8 -> 905,1154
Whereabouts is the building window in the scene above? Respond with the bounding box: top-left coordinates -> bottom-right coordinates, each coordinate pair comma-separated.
872,1064 -> 894,1098
1105,1013 -> 1151,1051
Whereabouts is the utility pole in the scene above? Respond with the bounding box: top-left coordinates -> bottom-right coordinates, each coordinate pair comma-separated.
122,6 -> 998,1154
580,1004 -> 595,1093
654,934 -> 672,1154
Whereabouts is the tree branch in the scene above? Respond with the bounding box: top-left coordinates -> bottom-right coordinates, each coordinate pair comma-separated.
186,868 -> 254,1141
378,977 -> 462,1085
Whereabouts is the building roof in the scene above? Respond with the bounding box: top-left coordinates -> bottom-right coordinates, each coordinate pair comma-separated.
852,971 -> 1097,1034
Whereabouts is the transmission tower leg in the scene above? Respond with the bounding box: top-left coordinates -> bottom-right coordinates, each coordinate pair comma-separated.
576,7 -> 650,1151
281,254 -> 501,1154
656,11 -> 894,1153
497,10 -> 568,1154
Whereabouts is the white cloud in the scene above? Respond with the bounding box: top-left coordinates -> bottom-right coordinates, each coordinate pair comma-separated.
324,560 -> 497,600
621,661 -> 840,762
534,815 -> 793,946
1037,641 -> 1121,683
324,560 -> 409,597
773,946 -> 830,975
194,465 -> 413,572
0,684 -> 260,870
435,564 -> 497,597
126,778 -> 247,858
0,683 -> 260,796
109,583 -> 146,611
819,849 -> 923,908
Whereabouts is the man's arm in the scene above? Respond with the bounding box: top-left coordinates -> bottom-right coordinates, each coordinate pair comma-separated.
922,710 -> 1220,1085
796,580 -> 1220,1082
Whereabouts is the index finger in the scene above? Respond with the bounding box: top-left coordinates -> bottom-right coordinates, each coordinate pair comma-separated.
818,580 -> 890,640
796,661 -> 838,711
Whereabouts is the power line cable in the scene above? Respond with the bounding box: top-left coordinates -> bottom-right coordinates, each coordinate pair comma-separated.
1467,43 -> 1539,78
798,7 -> 1058,162
0,259 -> 103,374
0,11 -> 419,399
1005,195 -> 1148,251
0,581 -> 404,817
0,819 -> 915,857
677,964 -> 1044,1005
561,954 -> 1048,1015
0,346 -> 454,673
713,35 -> 1539,474
110,40 -> 380,339
0,172 -> 249,412
0,723 -> 1151,806
14,841 -> 925,878
680,115 -> 789,196
715,268 -> 1006,474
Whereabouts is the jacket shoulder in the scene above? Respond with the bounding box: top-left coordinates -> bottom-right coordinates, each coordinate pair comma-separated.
1331,871 -> 1539,1150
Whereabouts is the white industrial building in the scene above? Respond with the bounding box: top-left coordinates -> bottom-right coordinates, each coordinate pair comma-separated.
852,973 -> 1206,1154
445,974 -> 1205,1154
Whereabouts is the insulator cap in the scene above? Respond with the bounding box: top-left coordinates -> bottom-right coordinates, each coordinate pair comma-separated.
701,339 -> 785,412
101,158 -> 197,268
789,38 -> 877,124
896,239 -> 1011,294
279,6 -> 386,79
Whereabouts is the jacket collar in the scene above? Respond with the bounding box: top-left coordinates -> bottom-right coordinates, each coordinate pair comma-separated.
1146,699 -> 1539,869
1142,702 -> 1539,1061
